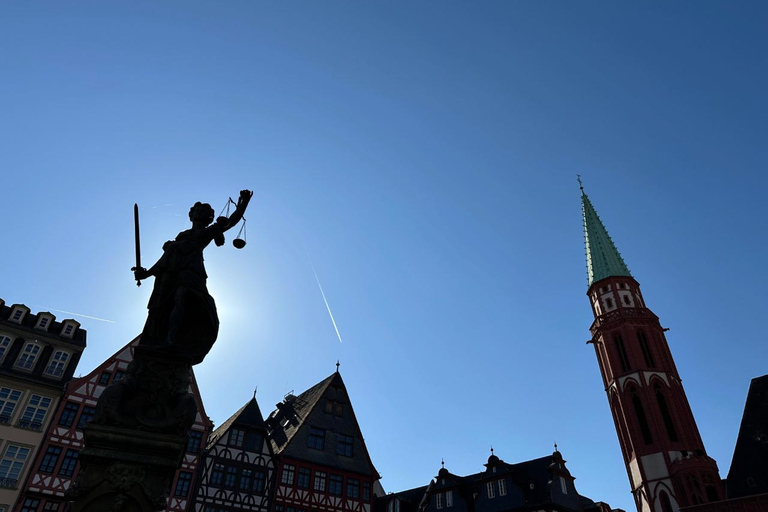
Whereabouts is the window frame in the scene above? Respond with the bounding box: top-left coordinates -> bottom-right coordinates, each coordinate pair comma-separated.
337,434 -> 354,457
19,394 -> 52,430
308,427 -> 325,450
15,342 -> 43,372
0,387 -> 23,424
174,471 -> 193,497
57,449 -> 78,478
0,335 -> 12,365
44,350 -> 71,378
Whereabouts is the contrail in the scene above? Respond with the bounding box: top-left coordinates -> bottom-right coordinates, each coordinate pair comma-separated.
307,255 -> 344,344
32,306 -> 116,324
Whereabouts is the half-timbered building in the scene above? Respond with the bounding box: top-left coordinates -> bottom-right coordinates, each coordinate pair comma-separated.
0,300 -> 85,512
266,371 -> 380,512
14,337 -> 212,512
190,396 -> 276,512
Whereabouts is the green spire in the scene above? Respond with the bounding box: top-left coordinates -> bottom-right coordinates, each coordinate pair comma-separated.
580,181 -> 632,288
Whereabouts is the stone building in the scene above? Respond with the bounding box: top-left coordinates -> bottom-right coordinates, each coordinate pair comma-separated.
0,300 -> 85,512
375,450 -> 620,512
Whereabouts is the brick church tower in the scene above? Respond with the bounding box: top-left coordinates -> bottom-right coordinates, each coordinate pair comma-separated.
580,183 -> 725,512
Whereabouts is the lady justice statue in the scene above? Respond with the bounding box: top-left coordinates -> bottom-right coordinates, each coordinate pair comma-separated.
132,189 -> 253,365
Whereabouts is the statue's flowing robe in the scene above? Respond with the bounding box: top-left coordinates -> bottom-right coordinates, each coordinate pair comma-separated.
140,224 -> 222,364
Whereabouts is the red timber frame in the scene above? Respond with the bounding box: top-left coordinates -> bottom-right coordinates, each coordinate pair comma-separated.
14,338 -> 212,512
273,457 -> 375,512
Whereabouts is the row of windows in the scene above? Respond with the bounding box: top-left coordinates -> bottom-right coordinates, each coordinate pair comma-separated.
485,479 -> 507,499
20,498 -> 61,512
280,464 -> 371,500
0,388 -> 54,431
97,370 -> 126,386
209,462 -> 268,493
435,490 -> 454,509
0,335 -> 72,379
307,427 -> 354,457
630,385 -> 680,445
613,331 -> 656,373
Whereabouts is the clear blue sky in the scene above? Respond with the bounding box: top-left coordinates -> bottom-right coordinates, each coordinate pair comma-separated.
2,2 -> 767,510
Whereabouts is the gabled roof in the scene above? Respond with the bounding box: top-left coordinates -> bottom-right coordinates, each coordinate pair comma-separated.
726,374 -> 768,498
267,371 -> 379,478
581,187 -> 632,288
207,397 -> 267,448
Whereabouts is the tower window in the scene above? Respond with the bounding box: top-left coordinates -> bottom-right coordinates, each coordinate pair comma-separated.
605,298 -> 614,309
631,389 -> 653,444
638,331 -> 655,368
614,334 -> 630,372
660,491 -> 673,512
622,294 -> 631,305
656,387 -> 678,442
486,481 -> 495,498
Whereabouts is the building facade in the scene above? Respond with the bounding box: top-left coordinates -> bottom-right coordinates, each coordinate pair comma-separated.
375,450 -> 619,512
190,397 -> 276,512
14,337 -> 212,512
580,187 -> 727,512
266,371 -> 380,512
0,300 -> 85,512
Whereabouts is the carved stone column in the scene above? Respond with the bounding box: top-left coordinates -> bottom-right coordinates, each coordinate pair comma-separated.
69,346 -> 197,512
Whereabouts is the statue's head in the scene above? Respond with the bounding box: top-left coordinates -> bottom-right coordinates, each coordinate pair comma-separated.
189,202 -> 215,225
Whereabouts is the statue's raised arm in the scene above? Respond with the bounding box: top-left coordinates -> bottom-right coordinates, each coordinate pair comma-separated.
217,189 -> 253,233
133,189 -> 254,365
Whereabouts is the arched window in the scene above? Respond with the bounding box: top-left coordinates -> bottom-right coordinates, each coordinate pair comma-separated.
637,331 -> 655,367
614,334 -> 630,371
631,388 -> 653,444
659,491 -> 673,512
15,342 -> 42,371
655,386 -> 678,442
44,350 -> 70,378
703,474 -> 719,502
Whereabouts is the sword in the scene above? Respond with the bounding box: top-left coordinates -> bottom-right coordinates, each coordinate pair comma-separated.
133,203 -> 142,287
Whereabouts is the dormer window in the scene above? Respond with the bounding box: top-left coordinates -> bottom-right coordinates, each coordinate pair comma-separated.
35,314 -> 54,331
446,490 -> 453,507
10,306 -> 28,324
0,335 -> 12,364
498,479 -> 506,496
15,342 -> 42,371
44,350 -> 70,378
436,493 -> 443,509
486,481 -> 495,498
60,320 -> 79,338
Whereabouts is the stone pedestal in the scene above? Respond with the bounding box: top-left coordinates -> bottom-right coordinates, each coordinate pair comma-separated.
70,424 -> 186,511
69,346 -> 198,512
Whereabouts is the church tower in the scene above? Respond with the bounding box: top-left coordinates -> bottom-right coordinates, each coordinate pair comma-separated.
580,183 -> 724,512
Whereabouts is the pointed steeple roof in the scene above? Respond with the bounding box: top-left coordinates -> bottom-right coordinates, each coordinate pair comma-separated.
580,182 -> 632,288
